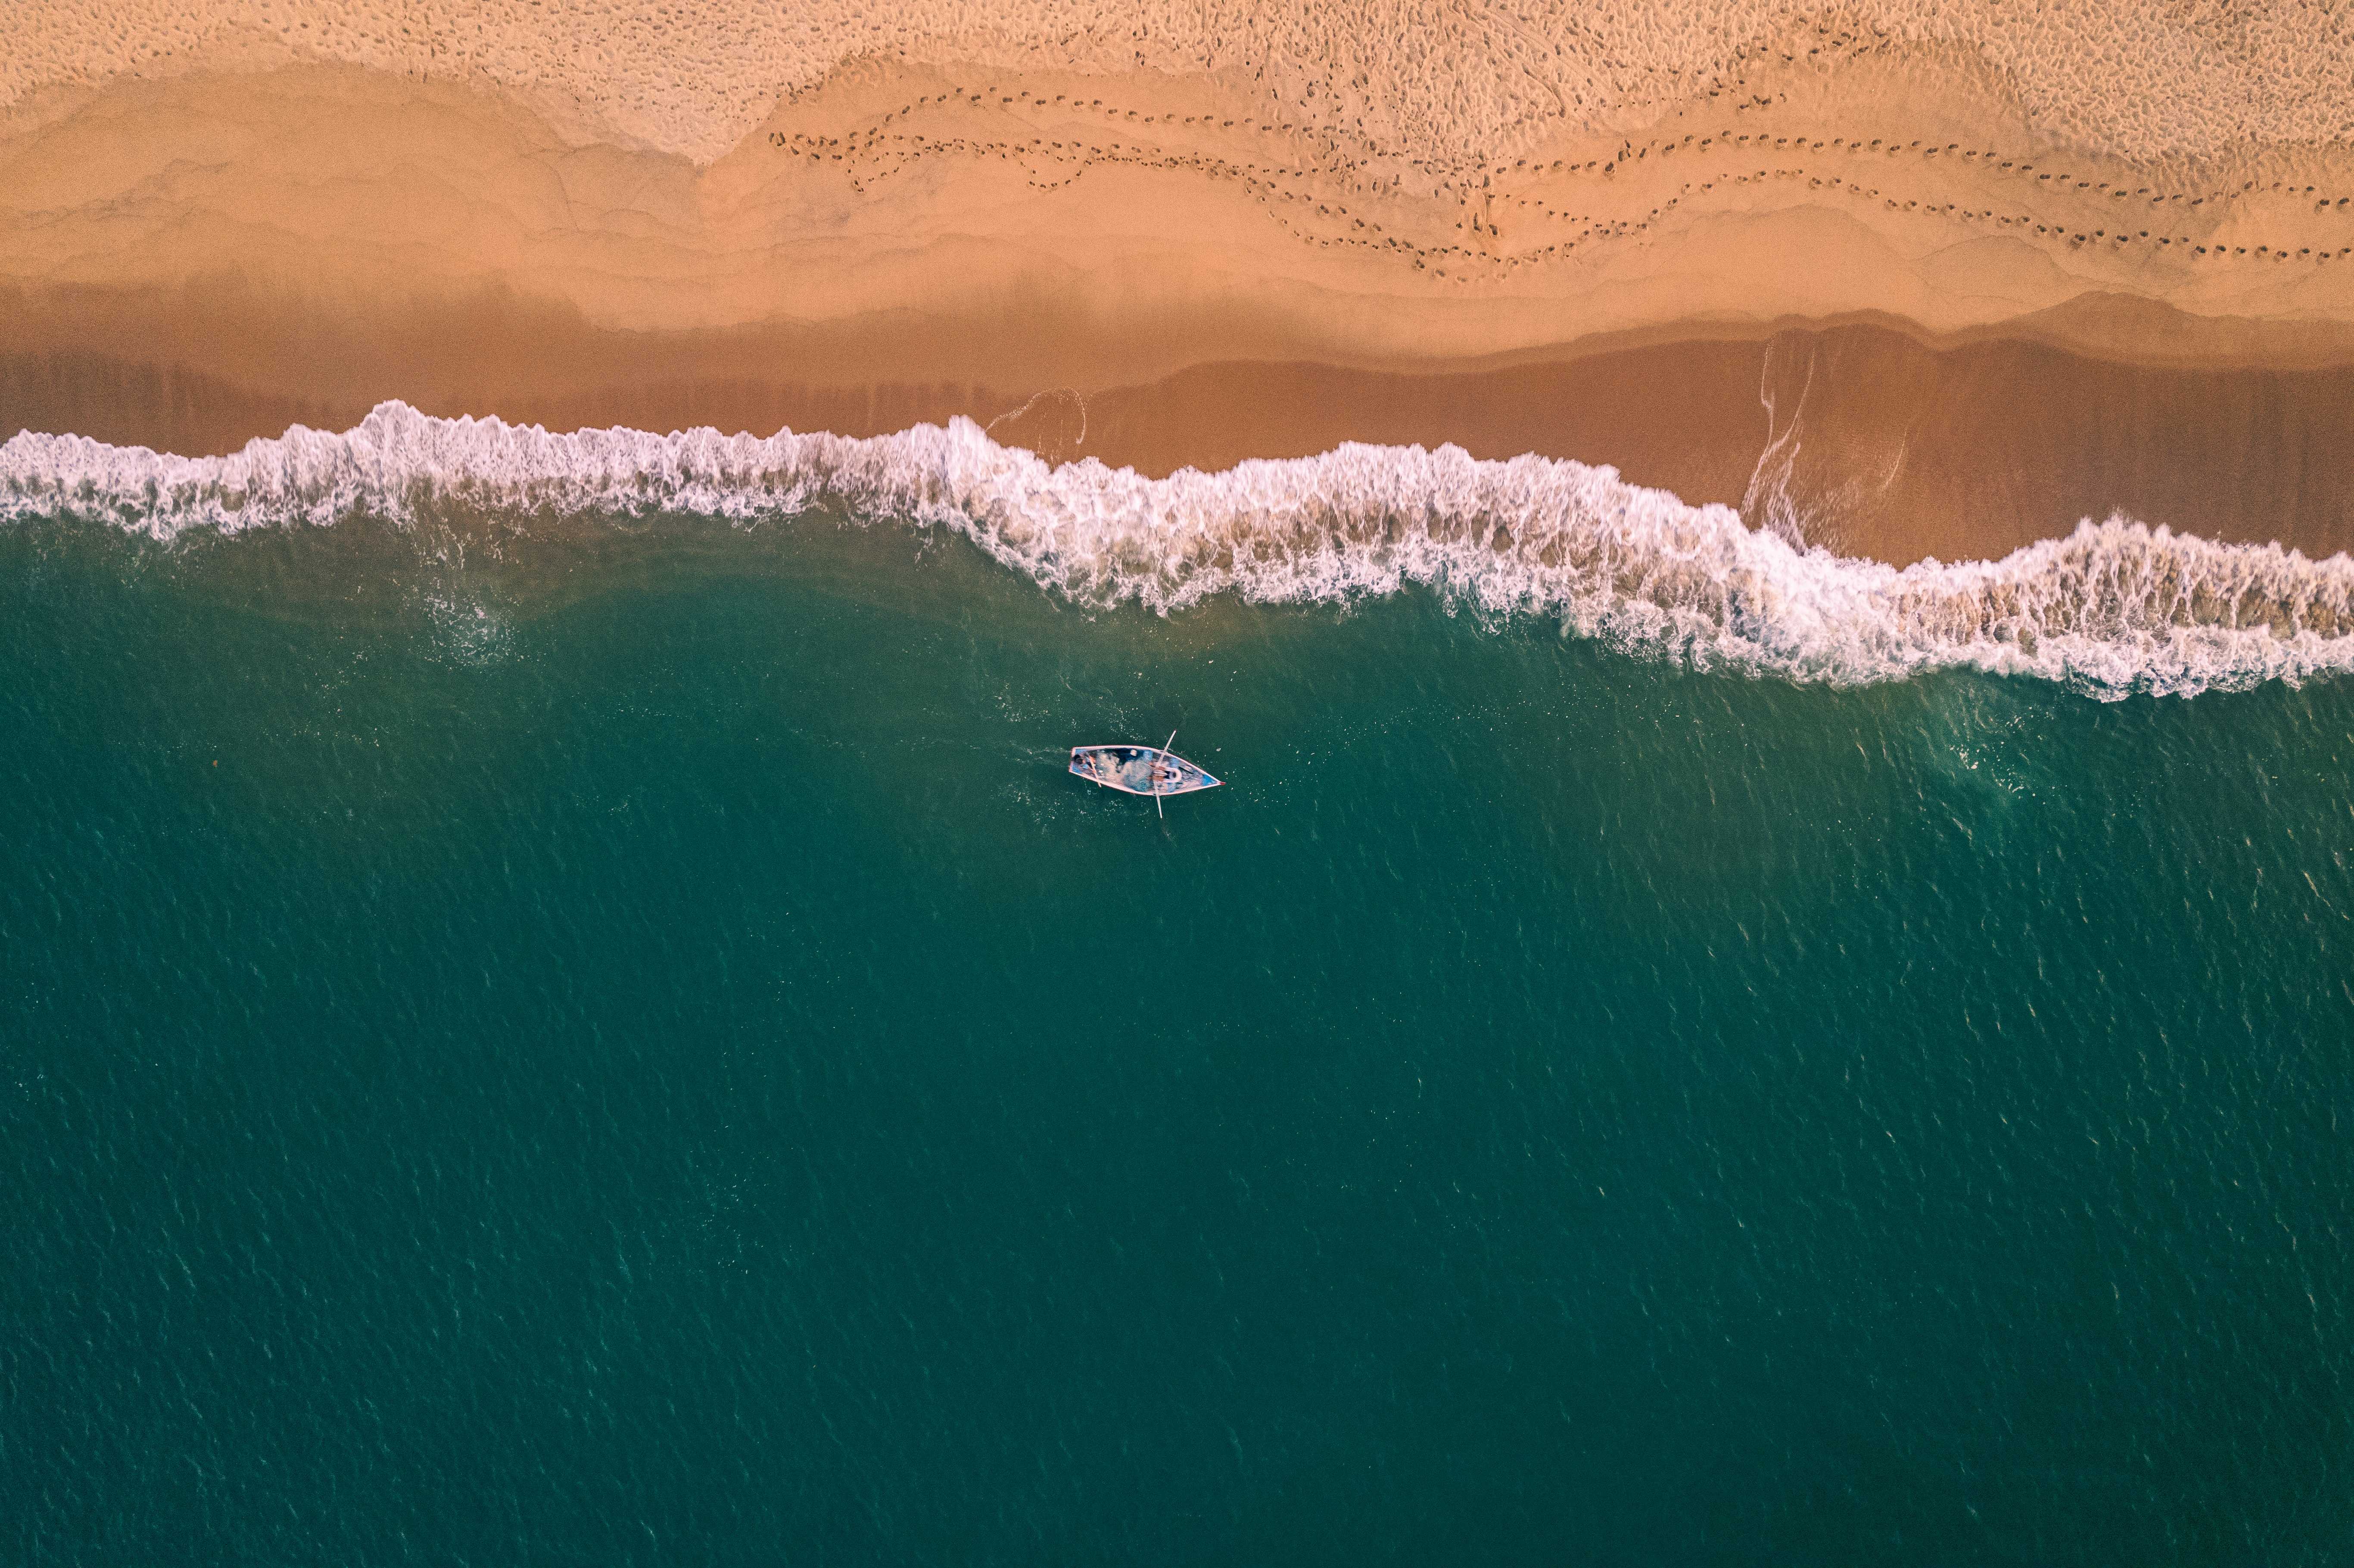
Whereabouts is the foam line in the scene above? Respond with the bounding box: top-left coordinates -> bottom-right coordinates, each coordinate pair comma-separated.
6,401 -> 2352,698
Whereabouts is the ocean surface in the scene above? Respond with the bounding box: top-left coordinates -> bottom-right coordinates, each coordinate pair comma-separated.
5,414 -> 2353,1565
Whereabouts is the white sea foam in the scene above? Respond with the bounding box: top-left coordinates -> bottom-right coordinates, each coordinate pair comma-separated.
6,400 -> 2351,699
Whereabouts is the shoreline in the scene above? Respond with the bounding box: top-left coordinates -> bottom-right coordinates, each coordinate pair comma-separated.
6,59 -> 2354,568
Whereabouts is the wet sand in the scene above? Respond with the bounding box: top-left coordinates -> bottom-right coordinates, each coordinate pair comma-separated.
9,310 -> 2351,569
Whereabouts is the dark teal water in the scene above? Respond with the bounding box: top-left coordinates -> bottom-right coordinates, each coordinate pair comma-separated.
5,515 -> 2351,1565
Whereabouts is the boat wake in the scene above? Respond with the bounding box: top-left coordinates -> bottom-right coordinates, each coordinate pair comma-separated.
6,400 -> 2351,699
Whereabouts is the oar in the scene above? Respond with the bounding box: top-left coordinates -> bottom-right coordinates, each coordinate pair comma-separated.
1157,729 -> 1177,818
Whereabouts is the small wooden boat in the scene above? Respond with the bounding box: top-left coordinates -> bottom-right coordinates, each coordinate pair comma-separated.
1070,732 -> 1222,814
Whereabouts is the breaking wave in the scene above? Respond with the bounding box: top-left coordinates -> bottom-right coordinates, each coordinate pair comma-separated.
6,400 -> 2352,699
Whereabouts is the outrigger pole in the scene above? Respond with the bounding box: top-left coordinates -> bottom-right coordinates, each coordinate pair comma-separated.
1158,730 -> 1178,818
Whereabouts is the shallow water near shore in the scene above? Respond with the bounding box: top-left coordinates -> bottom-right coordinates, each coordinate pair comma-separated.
5,514 -> 2352,1565
12,405 -> 2354,697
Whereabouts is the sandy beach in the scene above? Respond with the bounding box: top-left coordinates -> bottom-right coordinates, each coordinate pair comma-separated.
5,10 -> 2354,566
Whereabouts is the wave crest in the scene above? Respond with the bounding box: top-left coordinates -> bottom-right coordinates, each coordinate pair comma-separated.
6,400 -> 2351,698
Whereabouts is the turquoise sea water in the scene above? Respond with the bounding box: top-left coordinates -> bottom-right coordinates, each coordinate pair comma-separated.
4,506 -> 2351,1565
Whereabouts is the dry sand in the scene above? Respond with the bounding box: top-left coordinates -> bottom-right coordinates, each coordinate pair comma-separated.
4,10 -> 2354,565
12,0 -> 2353,168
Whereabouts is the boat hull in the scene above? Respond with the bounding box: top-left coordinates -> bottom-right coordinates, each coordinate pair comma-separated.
1070,745 -> 1223,797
